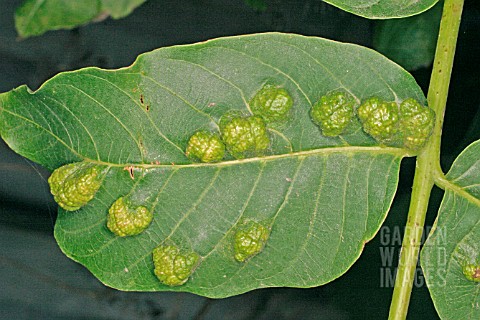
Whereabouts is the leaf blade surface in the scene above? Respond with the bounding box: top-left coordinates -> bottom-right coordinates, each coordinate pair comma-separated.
0,33 -> 423,297
421,140 -> 480,319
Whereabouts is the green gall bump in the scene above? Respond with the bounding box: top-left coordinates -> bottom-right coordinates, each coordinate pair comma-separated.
250,84 -> 293,123
310,90 -> 356,136
357,97 -> 400,143
185,131 -> 225,163
152,245 -> 200,286
48,162 -> 104,211
399,98 -> 435,150
233,220 -> 270,262
462,264 -> 480,282
107,197 -> 153,237
220,115 -> 270,159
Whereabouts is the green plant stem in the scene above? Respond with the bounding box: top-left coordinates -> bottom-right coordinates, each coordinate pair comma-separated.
388,0 -> 464,319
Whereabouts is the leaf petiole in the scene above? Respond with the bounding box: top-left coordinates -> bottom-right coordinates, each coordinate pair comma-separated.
388,0 -> 465,318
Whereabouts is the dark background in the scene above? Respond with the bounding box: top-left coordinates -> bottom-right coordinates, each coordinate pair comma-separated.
1,1 -> 479,319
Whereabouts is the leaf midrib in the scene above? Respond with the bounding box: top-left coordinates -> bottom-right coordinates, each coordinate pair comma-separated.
87,146 -> 409,169
1,103 -> 410,170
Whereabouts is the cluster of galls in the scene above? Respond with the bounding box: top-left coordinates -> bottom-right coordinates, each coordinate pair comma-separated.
149,219 -> 272,287
48,84 -> 436,289
48,84 -> 292,288
49,162 -> 154,237
310,91 -> 435,151
186,83 -> 293,162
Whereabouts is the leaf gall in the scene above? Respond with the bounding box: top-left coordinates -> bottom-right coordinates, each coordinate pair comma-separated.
310,90 -> 356,136
107,197 -> 153,237
250,84 -> 293,123
48,162 -> 105,211
220,114 -> 270,159
186,131 -> 225,163
152,245 -> 200,286
233,220 -> 270,262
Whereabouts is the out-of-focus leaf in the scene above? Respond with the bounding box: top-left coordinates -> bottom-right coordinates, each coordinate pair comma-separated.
15,0 -> 147,38
374,2 -> 442,71
323,0 -> 439,19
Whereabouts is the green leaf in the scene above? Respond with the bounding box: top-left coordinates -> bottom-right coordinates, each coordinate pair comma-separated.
324,0 -> 439,19
421,140 -> 480,319
374,2 -> 442,71
15,0 -> 147,38
0,33 -> 424,297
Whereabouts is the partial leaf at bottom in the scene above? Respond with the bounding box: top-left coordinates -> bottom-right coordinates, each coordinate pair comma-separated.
55,150 -> 401,297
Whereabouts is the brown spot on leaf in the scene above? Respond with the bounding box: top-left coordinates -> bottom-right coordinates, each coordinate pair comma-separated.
123,166 -> 135,180
474,268 -> 480,279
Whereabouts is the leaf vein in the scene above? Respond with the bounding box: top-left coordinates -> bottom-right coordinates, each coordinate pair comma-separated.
82,73 -> 186,157
331,155 -> 353,267
210,45 -> 312,106
203,161 -> 266,260
2,108 -> 82,159
158,57 -> 250,114
162,168 -> 222,243
57,83 -> 145,162
45,95 -> 101,160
